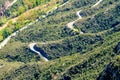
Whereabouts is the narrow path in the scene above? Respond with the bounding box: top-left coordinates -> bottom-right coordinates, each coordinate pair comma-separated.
67,0 -> 103,33
28,1 -> 70,61
29,39 -> 65,61
8,0 -> 17,9
0,0 -> 18,30
29,43 -> 49,61
0,0 -> 103,50
59,0 -> 70,7
92,0 -> 103,8
67,10 -> 83,34
4,0 -> 17,10
0,21 -> 34,49
0,0 -> 104,62
0,1 -> 70,49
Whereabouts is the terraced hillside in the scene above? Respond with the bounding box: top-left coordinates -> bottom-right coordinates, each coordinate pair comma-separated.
0,0 -> 64,42
0,0 -> 120,80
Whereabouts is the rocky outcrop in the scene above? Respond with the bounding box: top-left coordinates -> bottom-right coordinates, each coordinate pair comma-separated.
114,42 -> 120,54
97,63 -> 120,80
0,0 -> 13,16
0,6 -> 6,16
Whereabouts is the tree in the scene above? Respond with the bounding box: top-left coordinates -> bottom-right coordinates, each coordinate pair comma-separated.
18,6 -> 25,15
2,28 -> 12,38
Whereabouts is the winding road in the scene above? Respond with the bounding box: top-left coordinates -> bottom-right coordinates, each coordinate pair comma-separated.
0,21 -> 35,49
30,0 -> 103,61
67,10 -> 83,33
0,1 -> 70,61
29,43 -> 49,61
0,0 -> 103,61
67,0 -> 103,33
0,1 -> 70,50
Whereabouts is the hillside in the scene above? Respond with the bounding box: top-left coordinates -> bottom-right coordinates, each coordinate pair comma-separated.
0,0 -> 120,80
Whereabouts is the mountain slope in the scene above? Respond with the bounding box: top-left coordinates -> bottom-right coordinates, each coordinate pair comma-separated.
0,0 -> 120,80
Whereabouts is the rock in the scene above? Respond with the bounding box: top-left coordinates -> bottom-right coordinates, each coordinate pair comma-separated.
97,63 -> 120,80
114,42 -> 120,54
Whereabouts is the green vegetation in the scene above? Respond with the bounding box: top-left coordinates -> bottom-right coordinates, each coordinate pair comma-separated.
74,0 -> 120,33
0,0 -> 63,42
37,34 -> 102,59
0,0 -> 120,80
1,31 -> 120,79
5,0 -> 50,18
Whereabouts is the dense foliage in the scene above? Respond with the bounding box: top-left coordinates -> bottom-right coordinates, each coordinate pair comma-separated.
0,0 -> 120,80
0,0 -> 61,42
74,2 -> 120,33
5,0 -> 51,18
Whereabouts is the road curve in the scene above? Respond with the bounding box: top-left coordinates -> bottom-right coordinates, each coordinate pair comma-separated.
29,43 -> 49,62
67,10 -> 83,34
0,21 -> 34,49
67,0 -> 103,32
29,0 -> 69,61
